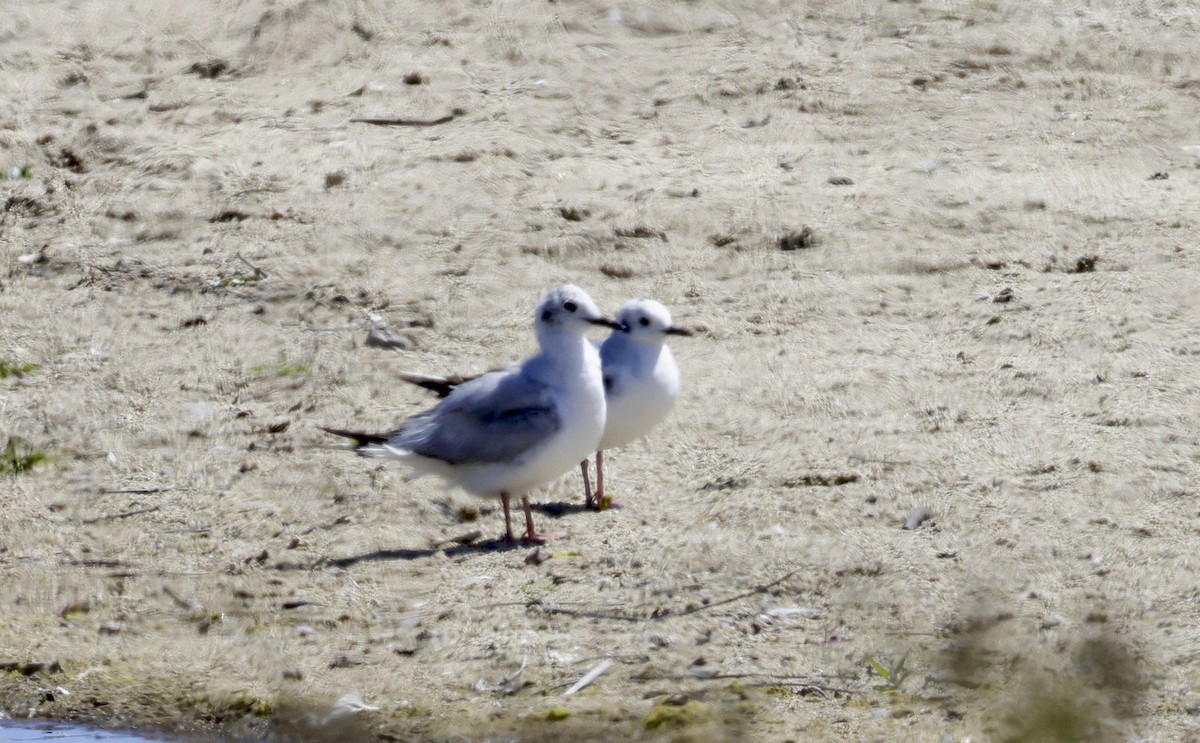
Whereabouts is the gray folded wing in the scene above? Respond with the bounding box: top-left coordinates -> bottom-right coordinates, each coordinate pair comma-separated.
387,368 -> 561,465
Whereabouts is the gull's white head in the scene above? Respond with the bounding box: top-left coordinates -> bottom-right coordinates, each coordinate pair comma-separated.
535,285 -> 619,339
615,299 -> 693,345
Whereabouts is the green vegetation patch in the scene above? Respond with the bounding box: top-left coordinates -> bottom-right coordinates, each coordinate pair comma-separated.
535,705 -> 572,721
644,699 -> 716,730
0,360 -> 39,379
0,165 -> 33,179
2,437 -> 48,474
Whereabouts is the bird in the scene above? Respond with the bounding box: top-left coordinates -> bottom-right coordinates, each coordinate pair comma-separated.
393,298 -> 692,511
321,285 -> 619,544
582,299 -> 691,509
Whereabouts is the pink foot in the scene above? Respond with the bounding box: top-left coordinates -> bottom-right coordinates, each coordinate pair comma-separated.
520,529 -> 568,545
518,495 -> 566,545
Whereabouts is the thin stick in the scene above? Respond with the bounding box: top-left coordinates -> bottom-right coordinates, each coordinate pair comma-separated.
81,505 -> 160,524
672,568 -> 798,618
162,585 -> 202,612
97,487 -> 172,495
564,659 -> 612,696
535,602 -> 643,623
350,114 -> 455,127
235,253 -> 268,279
477,654 -> 528,693
641,671 -> 857,696
535,568 -> 801,622
300,515 -> 352,535
430,530 -> 483,548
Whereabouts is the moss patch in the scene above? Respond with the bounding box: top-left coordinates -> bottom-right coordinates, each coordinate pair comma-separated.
644,699 -> 716,730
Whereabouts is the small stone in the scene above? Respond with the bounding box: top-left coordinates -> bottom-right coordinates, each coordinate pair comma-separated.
1071,255 -> 1098,273
903,507 -> 934,530
778,227 -> 816,251
365,328 -> 410,350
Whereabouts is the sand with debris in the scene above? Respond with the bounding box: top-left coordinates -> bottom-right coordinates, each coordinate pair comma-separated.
2,1 -> 1200,741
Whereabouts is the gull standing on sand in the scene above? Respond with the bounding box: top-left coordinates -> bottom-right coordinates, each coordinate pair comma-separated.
322,285 -> 619,544
580,299 -> 691,509
397,298 -> 692,510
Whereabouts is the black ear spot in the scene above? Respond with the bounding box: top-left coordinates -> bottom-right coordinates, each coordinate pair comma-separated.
639,316 -> 650,327
541,309 -> 553,322
564,301 -> 578,312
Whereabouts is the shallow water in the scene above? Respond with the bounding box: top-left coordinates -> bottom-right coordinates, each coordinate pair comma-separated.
0,721 -> 172,743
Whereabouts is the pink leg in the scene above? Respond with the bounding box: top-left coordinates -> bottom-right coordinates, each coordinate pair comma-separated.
521,495 -> 547,544
593,450 -> 622,510
580,459 -> 594,509
501,492 -> 515,542
594,450 -> 605,507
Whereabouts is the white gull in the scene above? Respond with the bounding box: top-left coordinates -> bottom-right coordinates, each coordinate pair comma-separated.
322,285 -> 618,543
395,297 -> 692,511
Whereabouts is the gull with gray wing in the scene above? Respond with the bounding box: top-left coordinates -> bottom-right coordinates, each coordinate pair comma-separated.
322,285 -> 618,544
392,297 -> 692,511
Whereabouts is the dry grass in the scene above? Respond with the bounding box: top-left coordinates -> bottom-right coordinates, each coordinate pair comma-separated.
2,0 -> 1199,741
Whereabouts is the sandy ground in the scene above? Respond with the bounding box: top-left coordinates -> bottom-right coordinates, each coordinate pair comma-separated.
2,1 -> 1200,741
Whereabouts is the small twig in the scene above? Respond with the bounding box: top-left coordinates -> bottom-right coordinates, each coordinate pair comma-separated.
430,529 -> 482,548
536,568 -> 801,623
350,114 -> 455,127
300,515 -> 352,536
643,671 -> 857,696
672,569 -> 799,618
96,487 -> 172,495
81,505 -> 160,524
536,602 -> 643,623
476,654 -> 527,693
161,526 -> 211,535
232,186 -> 287,198
564,659 -> 612,696
749,681 -> 855,696
846,455 -> 915,466
162,585 -> 203,612
235,253 -> 268,279
65,558 -> 133,568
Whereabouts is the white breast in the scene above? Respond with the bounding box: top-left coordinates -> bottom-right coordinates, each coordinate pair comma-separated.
460,340 -> 606,496
600,345 -> 679,451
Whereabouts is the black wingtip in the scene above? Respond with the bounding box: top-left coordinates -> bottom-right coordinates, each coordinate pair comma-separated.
319,426 -> 388,447
397,371 -> 471,398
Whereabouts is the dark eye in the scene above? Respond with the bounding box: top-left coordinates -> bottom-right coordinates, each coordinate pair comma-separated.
563,301 -> 577,312
639,316 -> 650,327
541,309 -> 553,322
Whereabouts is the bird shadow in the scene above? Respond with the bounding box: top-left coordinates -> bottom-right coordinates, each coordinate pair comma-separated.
271,501 -> 591,571
529,500 -> 593,517
310,538 -> 523,569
